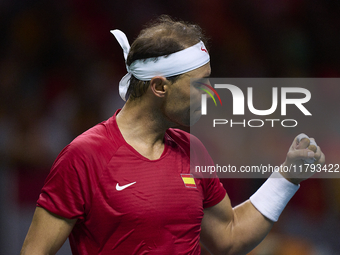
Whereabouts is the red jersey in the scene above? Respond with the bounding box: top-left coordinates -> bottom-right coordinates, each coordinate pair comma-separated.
37,110 -> 226,255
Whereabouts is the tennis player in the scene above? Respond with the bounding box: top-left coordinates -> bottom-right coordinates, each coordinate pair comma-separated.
20,16 -> 325,255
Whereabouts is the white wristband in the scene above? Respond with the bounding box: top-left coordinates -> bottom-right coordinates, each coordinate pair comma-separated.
249,171 -> 300,222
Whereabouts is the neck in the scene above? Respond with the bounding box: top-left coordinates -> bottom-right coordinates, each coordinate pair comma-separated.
116,97 -> 173,160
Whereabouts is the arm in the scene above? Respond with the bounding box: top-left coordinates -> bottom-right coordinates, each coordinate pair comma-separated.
200,134 -> 325,255
20,207 -> 77,255
201,195 -> 273,255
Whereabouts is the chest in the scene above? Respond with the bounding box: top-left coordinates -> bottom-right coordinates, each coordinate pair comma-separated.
89,148 -> 205,228
76,145 -> 205,253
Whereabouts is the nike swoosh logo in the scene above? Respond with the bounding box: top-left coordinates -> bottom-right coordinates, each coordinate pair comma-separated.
116,182 -> 136,191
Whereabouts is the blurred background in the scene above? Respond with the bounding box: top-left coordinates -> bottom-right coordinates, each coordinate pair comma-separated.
0,0 -> 339,254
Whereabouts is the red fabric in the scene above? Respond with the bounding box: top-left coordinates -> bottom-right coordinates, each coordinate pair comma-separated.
37,110 -> 226,255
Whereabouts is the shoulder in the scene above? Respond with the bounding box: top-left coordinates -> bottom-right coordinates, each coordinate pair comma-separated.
53,118 -> 121,170
69,119 -> 120,157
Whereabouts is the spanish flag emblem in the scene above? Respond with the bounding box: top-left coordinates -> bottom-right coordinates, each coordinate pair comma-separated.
181,174 -> 196,188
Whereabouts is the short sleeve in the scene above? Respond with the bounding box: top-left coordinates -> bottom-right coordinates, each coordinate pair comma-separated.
37,145 -> 87,221
201,177 -> 226,208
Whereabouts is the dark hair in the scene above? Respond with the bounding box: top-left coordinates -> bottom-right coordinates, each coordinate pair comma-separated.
125,15 -> 208,100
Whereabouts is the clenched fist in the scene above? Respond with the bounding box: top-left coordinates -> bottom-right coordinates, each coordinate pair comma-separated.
280,133 -> 326,185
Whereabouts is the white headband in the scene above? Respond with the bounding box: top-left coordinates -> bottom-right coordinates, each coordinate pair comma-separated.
110,29 -> 210,101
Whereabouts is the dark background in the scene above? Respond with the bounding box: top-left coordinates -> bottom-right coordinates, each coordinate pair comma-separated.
1,0 -> 339,254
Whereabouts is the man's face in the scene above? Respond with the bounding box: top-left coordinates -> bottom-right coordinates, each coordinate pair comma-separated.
162,63 -> 211,127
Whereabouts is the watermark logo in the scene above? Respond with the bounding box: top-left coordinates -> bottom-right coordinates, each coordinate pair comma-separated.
195,79 -> 312,128
201,84 -> 311,116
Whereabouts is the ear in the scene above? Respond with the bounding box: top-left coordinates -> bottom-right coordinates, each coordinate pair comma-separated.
150,76 -> 168,98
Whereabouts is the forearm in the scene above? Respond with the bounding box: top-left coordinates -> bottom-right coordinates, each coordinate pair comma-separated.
202,173 -> 298,255
201,196 -> 273,255
222,172 -> 299,254
224,200 -> 273,255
